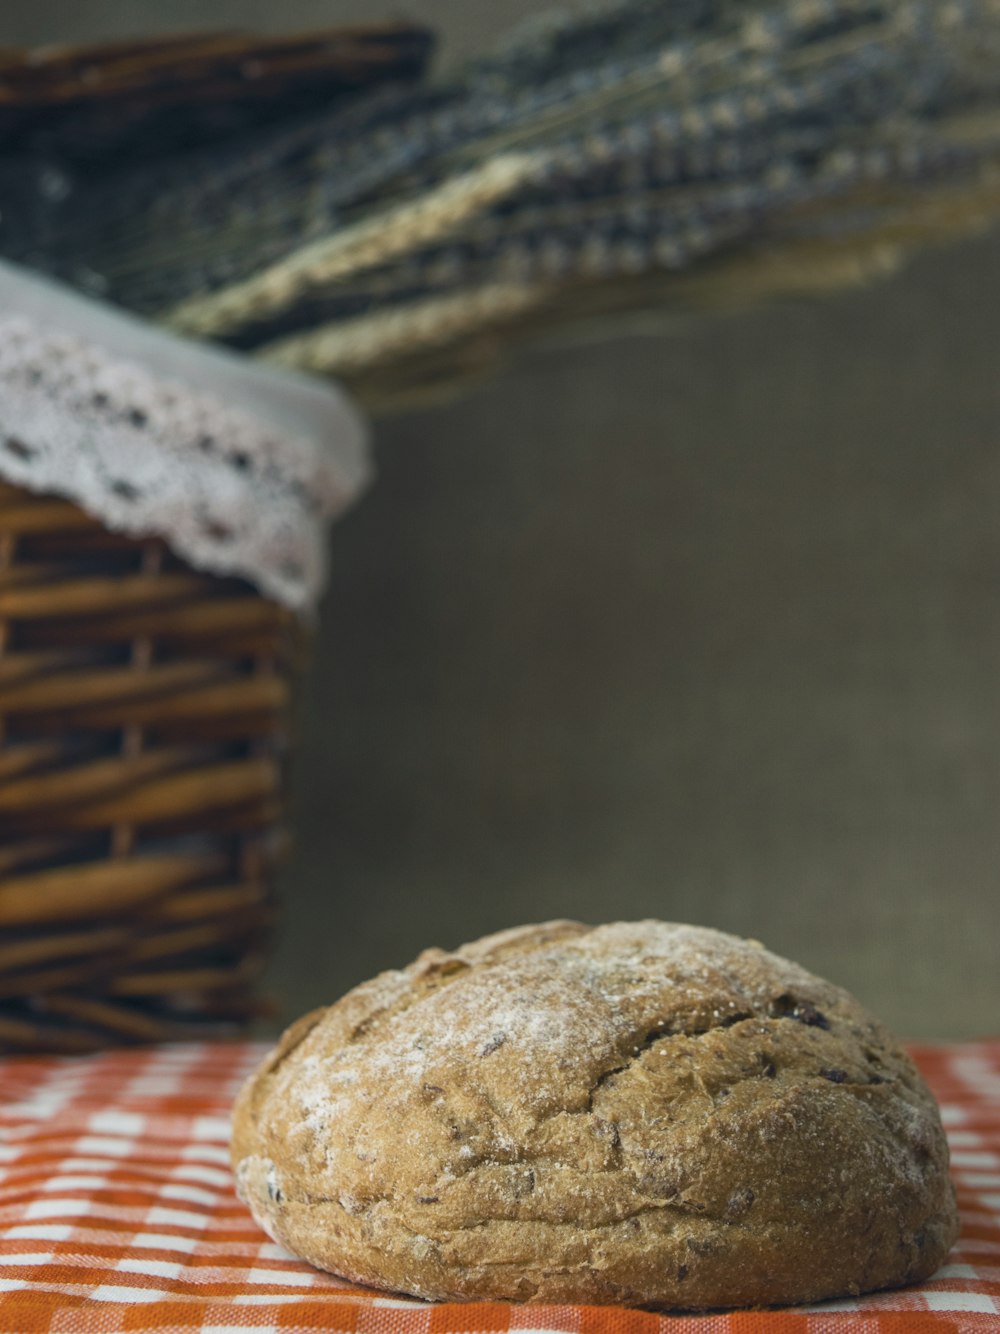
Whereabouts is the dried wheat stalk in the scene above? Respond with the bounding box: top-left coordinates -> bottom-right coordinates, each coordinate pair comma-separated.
6,0 -> 999,409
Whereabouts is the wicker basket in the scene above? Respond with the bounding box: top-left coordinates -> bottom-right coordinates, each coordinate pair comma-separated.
0,479 -> 303,1055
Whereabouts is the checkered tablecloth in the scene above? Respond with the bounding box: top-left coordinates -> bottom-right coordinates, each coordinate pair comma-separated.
0,1041 -> 998,1333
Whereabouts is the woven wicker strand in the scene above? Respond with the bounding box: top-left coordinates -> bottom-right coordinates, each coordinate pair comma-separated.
0,479 -> 301,1054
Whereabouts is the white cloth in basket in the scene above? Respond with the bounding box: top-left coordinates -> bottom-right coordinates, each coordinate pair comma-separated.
0,259 -> 370,613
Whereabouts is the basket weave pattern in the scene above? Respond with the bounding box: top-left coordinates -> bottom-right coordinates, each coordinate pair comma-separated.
0,480 -> 300,1054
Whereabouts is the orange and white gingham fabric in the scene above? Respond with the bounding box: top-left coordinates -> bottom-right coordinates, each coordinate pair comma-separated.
0,1041 -> 998,1334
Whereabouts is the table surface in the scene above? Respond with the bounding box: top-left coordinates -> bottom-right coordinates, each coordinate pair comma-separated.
0,1040 -> 998,1333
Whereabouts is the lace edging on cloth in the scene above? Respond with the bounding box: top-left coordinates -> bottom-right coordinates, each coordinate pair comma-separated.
0,315 -> 370,612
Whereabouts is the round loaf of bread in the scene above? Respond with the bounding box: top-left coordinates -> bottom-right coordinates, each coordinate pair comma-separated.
231,921 -> 958,1309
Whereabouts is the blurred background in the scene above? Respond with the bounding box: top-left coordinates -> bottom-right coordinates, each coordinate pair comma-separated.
4,1 -> 999,1041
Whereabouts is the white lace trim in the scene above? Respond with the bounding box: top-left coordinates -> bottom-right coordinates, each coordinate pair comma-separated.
0,264 -> 370,613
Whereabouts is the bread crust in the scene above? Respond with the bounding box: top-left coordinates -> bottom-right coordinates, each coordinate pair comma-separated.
231,921 -> 958,1308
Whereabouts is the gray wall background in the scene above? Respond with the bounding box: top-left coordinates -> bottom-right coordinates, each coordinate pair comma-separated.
5,2 -> 999,1040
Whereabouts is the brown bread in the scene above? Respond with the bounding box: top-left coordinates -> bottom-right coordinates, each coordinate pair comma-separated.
232,921 -> 957,1309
